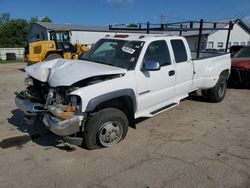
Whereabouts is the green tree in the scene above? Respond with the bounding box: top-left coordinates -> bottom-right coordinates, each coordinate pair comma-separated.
0,13 -> 52,47
0,19 -> 29,47
30,16 -> 39,23
30,16 -> 52,23
0,13 -> 10,25
41,16 -> 52,22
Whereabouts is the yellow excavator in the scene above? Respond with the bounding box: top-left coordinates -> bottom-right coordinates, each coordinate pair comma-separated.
25,30 -> 89,64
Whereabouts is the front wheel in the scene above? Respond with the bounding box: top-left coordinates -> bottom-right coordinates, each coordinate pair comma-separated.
83,108 -> 129,150
203,77 -> 227,102
44,53 -> 62,61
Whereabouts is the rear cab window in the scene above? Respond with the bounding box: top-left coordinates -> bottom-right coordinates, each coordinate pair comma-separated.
170,39 -> 188,63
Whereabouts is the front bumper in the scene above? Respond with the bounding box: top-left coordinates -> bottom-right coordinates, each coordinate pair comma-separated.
15,96 -> 84,136
15,96 -> 45,124
15,96 -> 45,114
43,113 -> 84,136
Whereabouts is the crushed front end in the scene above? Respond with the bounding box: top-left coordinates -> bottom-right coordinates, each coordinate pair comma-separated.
15,76 -> 85,143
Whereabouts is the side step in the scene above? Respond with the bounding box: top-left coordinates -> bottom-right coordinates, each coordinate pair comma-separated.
150,103 -> 178,116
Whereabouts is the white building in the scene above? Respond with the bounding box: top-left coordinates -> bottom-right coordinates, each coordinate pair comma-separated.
28,22 -> 151,47
28,19 -> 250,52
27,22 -> 116,46
0,48 -> 24,60
207,21 -> 250,49
28,22 -> 168,47
183,19 -> 250,51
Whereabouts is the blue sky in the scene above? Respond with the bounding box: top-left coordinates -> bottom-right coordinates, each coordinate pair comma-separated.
1,0 -> 250,25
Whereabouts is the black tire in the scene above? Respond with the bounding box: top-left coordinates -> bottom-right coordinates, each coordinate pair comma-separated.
201,89 -> 209,101
44,54 -> 61,61
205,77 -> 227,102
83,108 -> 129,150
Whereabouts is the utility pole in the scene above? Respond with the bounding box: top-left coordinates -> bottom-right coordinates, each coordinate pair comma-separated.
160,14 -> 166,24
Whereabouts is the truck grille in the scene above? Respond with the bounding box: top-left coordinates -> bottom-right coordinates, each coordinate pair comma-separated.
29,78 -> 49,103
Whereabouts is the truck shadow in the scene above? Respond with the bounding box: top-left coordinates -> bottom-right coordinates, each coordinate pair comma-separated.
186,93 -> 209,103
187,85 -> 250,103
5,109 -> 76,151
186,95 -> 205,102
6,109 -> 148,151
18,68 -> 26,72
227,83 -> 250,89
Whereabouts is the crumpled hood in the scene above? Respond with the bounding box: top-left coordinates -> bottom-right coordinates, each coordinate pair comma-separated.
25,58 -> 127,87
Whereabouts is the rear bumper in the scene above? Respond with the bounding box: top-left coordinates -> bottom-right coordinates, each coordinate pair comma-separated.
43,113 -> 84,136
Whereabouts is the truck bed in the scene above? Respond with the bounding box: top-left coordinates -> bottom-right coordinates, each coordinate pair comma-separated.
191,51 -> 228,60
191,53 -> 231,90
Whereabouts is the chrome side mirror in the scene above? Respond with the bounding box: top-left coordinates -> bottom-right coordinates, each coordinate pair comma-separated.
143,61 -> 160,71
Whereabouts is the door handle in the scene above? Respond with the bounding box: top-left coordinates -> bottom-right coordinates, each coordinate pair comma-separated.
169,70 -> 175,76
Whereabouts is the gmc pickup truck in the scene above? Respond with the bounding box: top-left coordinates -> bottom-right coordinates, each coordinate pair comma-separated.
15,34 -> 231,149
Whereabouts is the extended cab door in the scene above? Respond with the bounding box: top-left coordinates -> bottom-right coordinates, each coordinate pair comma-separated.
170,39 -> 193,97
136,40 -> 175,112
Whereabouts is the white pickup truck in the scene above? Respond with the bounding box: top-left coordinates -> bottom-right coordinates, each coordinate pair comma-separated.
15,34 -> 231,149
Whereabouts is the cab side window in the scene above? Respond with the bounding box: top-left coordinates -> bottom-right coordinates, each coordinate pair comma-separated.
144,40 -> 171,67
170,39 -> 188,63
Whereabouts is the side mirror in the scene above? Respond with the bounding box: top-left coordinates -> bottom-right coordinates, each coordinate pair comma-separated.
143,61 -> 160,71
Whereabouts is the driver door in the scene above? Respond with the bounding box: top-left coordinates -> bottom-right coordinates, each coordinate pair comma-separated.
136,40 -> 176,112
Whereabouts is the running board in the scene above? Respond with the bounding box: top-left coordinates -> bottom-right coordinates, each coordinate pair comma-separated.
150,103 -> 178,116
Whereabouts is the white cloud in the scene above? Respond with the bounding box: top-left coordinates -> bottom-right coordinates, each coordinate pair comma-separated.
106,0 -> 134,7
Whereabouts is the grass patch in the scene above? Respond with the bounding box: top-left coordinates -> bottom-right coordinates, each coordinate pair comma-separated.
0,60 -> 25,64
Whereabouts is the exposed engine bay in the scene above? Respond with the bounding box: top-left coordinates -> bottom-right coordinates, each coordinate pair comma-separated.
15,72 -> 122,142
17,74 -> 121,105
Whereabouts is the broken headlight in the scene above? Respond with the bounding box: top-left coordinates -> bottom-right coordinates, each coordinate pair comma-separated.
66,95 -> 82,109
24,77 -> 33,87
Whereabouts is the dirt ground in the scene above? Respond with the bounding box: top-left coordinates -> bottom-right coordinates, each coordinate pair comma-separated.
0,63 -> 250,188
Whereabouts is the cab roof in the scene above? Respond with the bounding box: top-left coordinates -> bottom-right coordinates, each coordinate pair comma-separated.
105,33 -> 185,42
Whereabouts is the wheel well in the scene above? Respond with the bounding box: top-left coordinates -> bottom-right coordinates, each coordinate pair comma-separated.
220,69 -> 230,79
93,96 -> 136,128
45,51 -> 63,58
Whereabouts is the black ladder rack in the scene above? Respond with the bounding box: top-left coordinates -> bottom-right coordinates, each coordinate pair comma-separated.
109,19 -> 237,58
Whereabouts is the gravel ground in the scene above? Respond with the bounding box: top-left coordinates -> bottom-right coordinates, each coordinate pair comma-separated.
0,63 -> 250,188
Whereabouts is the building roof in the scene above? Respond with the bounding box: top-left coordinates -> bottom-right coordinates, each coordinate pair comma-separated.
35,18 -> 250,36
35,22 -> 108,32
238,19 -> 250,34
34,22 -> 171,34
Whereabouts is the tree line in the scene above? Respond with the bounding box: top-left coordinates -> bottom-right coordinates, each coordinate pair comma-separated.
0,13 -> 52,48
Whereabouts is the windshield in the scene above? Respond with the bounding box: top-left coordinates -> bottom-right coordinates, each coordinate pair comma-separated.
50,31 -> 70,43
234,46 -> 250,58
80,39 -> 144,70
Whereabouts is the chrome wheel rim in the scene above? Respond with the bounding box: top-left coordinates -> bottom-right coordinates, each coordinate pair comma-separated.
98,121 -> 123,147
